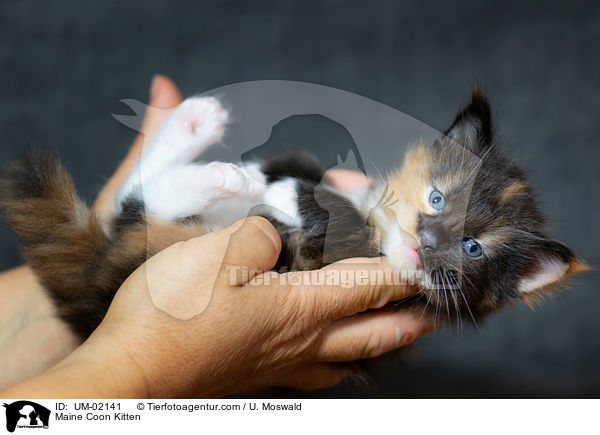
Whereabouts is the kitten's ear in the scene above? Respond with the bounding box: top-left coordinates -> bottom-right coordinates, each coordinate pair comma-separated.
518,239 -> 590,298
443,85 -> 494,154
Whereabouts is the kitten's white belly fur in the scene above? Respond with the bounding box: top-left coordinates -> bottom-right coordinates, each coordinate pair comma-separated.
201,176 -> 302,231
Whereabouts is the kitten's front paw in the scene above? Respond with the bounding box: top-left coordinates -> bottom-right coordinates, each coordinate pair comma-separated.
136,97 -> 229,177
175,97 -> 228,145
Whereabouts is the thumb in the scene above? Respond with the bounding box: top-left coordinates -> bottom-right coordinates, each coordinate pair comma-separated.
214,216 -> 282,287
141,75 -> 184,137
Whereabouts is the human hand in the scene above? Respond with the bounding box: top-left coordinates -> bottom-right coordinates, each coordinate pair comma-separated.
1,76 -> 434,397
1,215 -> 432,398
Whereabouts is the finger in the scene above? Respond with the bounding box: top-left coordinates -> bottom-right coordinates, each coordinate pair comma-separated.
93,75 -> 183,218
291,257 -> 420,321
273,362 -> 351,390
313,310 -> 434,362
197,216 -> 282,287
324,169 -> 372,191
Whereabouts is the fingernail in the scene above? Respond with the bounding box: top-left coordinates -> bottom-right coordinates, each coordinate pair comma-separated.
396,328 -> 414,347
150,75 -> 161,100
257,221 -> 281,250
249,217 -> 281,252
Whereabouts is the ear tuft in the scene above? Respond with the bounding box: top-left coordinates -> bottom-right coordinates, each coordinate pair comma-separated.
518,239 -> 589,299
444,85 -> 494,154
518,258 -> 569,294
567,257 -> 592,275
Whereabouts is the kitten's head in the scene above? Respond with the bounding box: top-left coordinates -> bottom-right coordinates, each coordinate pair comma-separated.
386,87 -> 589,320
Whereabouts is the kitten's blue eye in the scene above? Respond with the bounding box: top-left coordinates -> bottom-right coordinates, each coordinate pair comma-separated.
429,190 -> 445,211
463,238 -> 483,258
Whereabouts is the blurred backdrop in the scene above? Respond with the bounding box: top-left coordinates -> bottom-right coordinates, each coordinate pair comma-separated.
0,0 -> 598,397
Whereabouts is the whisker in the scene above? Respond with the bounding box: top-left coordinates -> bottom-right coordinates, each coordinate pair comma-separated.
443,283 -> 450,323
459,287 -> 480,332
443,262 -> 476,291
434,272 -> 442,327
450,287 -> 462,337
438,260 -> 479,332
442,272 -> 458,334
419,291 -> 432,321
363,150 -> 386,184
508,228 -> 546,241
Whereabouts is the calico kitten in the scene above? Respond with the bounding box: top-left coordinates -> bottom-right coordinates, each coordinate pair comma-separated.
0,88 -> 588,340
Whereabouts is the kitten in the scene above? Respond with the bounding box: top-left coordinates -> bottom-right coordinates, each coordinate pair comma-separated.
0,88 -> 588,340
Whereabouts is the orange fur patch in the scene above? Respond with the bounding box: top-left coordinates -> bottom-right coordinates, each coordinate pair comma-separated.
381,144 -> 433,237
499,180 -> 528,203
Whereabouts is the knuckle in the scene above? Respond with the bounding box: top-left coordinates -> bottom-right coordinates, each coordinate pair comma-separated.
370,285 -> 391,309
250,270 -> 281,287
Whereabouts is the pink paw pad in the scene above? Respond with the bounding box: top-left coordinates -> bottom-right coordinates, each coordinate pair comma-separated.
181,117 -> 200,134
175,97 -> 228,138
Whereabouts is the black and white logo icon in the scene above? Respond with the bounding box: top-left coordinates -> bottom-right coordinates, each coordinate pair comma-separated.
3,401 -> 50,433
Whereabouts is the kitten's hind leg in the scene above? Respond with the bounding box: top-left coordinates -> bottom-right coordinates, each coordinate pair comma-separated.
116,96 -> 229,209
141,162 -> 264,221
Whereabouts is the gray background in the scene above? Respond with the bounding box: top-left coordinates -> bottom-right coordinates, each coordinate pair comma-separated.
1,0 -> 598,397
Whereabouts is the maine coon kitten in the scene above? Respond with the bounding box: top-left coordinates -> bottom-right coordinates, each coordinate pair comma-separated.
0,88 -> 588,340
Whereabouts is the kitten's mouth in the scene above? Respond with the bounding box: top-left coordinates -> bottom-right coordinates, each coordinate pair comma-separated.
407,246 -> 421,268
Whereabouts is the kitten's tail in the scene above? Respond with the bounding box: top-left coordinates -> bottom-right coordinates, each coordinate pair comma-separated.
0,149 -> 111,336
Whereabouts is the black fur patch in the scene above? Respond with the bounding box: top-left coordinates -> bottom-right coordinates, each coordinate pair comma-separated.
113,197 -> 146,234
261,152 -> 377,272
261,151 -> 325,184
